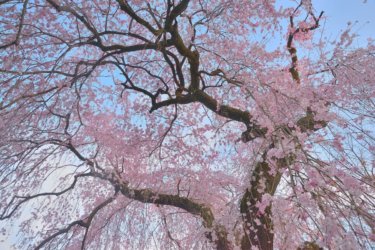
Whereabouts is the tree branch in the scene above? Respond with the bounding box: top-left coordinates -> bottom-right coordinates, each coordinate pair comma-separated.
35,193 -> 118,250
116,0 -> 160,35
90,171 -> 215,228
0,173 -> 91,220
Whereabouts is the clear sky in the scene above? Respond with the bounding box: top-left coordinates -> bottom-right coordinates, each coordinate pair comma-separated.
313,0 -> 375,44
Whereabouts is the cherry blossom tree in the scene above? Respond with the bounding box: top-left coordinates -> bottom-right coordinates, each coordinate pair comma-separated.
0,0 -> 374,249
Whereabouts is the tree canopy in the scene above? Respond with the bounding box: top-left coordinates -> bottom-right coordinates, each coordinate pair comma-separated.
0,0 -> 374,249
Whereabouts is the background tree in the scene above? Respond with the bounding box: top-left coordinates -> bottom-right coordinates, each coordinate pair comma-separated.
0,0 -> 374,249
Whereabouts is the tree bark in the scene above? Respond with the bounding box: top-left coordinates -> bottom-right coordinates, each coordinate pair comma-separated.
240,161 -> 282,250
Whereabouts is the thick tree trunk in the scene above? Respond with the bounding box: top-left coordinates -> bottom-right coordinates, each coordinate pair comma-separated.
208,152 -> 290,250
205,225 -> 232,250
240,190 -> 274,250
240,161 -> 282,250
215,226 -> 232,250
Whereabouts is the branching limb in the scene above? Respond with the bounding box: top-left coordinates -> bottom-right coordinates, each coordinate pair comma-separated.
0,0 -> 28,49
0,173 -> 91,220
35,191 -> 118,250
116,0 -> 160,35
287,6 -> 324,84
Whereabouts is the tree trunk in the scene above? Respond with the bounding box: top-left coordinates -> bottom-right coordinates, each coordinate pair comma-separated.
240,161 -> 282,250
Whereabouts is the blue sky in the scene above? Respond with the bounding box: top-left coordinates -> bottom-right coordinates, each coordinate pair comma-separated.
313,0 -> 375,43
